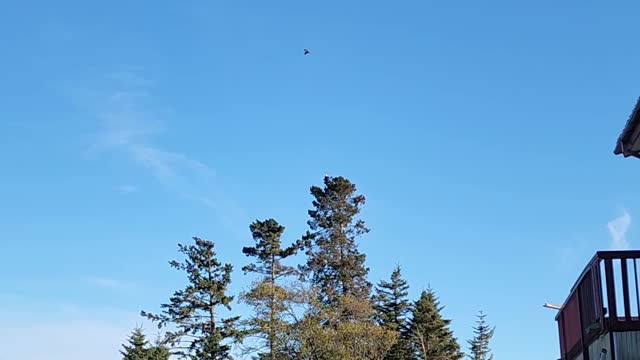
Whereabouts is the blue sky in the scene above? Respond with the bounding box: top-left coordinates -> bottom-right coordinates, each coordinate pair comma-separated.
2,0 -> 640,358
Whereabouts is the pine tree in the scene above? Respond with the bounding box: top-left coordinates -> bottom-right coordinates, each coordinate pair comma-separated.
121,327 -> 149,360
142,237 -> 239,359
240,219 -> 299,360
373,265 -> 412,360
408,289 -> 463,360
467,311 -> 495,360
300,175 -> 371,310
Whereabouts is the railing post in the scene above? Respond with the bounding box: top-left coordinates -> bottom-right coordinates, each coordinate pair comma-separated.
560,311 -> 567,360
577,287 -> 590,360
594,260 -> 604,331
604,258 -> 617,328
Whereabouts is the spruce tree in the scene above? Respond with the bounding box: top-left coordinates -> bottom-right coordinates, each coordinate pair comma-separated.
121,327 -> 148,360
147,345 -> 171,360
147,334 -> 171,360
373,265 -> 412,360
300,175 -> 371,309
142,237 -> 239,359
408,289 -> 463,360
240,219 -> 299,360
467,311 -> 495,360
374,265 -> 411,332
120,328 -> 170,360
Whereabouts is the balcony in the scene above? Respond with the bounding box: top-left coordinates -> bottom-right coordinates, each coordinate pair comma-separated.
556,251 -> 640,360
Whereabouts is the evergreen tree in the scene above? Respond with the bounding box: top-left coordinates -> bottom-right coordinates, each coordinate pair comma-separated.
120,328 -> 170,360
240,218 -> 299,360
142,237 -> 239,359
300,175 -> 371,310
121,327 -> 149,360
408,289 -> 463,360
467,311 -> 495,360
291,285 -> 397,360
374,265 -> 411,332
147,344 -> 171,360
373,265 -> 412,360
147,334 -> 171,360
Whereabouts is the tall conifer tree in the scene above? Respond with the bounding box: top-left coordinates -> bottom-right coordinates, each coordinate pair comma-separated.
408,289 -> 463,360
240,219 -> 299,360
300,175 -> 371,308
142,237 -> 239,359
374,265 -> 411,332
289,176 -> 397,359
467,311 -> 495,360
373,265 -> 412,360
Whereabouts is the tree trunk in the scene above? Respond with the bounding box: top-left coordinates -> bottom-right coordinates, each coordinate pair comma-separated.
270,252 -> 276,360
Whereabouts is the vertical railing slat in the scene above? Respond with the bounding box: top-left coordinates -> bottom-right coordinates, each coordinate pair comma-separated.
634,259 -> 640,320
605,258 -> 617,328
622,259 -> 632,321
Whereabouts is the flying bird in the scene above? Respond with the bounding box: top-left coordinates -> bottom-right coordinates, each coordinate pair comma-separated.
304,49 -> 311,55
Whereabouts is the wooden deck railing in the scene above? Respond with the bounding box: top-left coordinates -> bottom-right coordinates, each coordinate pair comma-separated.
556,251 -> 640,360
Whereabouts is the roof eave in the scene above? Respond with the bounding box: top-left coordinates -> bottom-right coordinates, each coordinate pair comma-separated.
613,97 -> 640,156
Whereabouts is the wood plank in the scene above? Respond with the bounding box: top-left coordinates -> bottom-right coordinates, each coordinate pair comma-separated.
622,259 -> 632,321
605,259 -> 618,328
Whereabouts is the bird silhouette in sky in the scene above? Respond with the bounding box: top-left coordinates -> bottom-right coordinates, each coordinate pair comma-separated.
304,49 -> 311,55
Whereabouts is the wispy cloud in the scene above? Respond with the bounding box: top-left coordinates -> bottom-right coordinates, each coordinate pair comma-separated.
87,276 -> 134,290
118,184 -> 139,194
109,70 -> 154,88
608,210 -> 632,250
81,71 -> 246,227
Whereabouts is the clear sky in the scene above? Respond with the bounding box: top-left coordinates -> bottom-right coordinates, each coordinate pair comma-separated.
2,1 -> 640,359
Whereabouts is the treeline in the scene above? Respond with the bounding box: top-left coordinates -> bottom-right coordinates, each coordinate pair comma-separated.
120,176 -> 495,360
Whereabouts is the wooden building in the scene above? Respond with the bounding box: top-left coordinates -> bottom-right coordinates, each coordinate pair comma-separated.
555,251 -> 640,360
